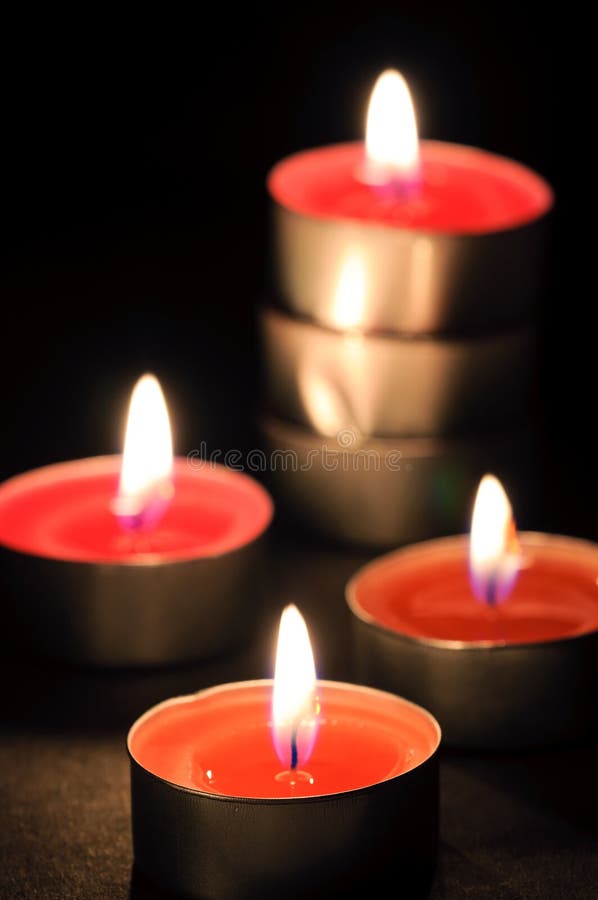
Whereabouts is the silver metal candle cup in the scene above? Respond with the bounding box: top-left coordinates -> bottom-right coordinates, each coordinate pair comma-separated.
346,535 -> 598,748
0,458 -> 273,667
261,308 -> 536,437
127,680 -> 440,900
259,415 -> 537,549
269,141 -> 553,335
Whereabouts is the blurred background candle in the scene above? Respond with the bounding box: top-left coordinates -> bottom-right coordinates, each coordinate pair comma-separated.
128,605 -> 441,899
260,69 -> 549,549
0,374 -> 273,666
346,475 -> 598,747
267,67 -> 553,335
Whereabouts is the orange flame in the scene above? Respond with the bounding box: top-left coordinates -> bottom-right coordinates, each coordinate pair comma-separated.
272,605 -> 319,770
113,374 -> 174,531
363,69 -> 421,192
469,475 -> 521,606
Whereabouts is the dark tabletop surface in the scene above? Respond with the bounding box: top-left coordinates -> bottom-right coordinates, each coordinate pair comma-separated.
1,529 -> 596,900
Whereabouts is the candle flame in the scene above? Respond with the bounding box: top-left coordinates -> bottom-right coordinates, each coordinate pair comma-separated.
272,605 -> 320,770
113,373 -> 174,532
364,69 -> 421,191
469,474 -> 521,606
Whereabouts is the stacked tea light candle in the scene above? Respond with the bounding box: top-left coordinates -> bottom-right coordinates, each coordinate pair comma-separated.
261,70 -> 553,547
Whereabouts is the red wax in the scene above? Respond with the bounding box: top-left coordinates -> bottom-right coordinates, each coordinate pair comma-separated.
268,141 -> 553,234
128,680 -> 440,799
349,535 -> 598,647
0,457 -> 273,564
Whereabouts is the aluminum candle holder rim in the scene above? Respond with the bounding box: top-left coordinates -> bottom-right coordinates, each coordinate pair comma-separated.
0,538 -> 268,575
260,412 -> 533,456
0,454 -> 275,568
127,678 -> 442,805
268,139 -> 554,238
266,301 -> 536,343
346,532 -> 598,652
261,307 -> 536,438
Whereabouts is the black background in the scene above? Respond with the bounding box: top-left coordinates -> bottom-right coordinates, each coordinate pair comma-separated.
3,5 -> 596,900
1,1 -> 571,528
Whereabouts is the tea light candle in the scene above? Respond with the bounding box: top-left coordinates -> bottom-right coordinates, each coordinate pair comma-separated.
260,413 -> 536,549
261,305 -> 535,436
0,375 -> 273,666
269,69 -> 553,334
128,606 -> 441,899
346,476 -> 598,747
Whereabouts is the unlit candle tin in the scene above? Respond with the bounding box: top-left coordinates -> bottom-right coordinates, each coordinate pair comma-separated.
261,308 -> 536,437
259,415 -> 537,549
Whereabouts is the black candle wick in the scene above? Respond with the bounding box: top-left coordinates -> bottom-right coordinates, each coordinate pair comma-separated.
290,726 -> 298,771
486,570 -> 498,608
129,513 -> 144,532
